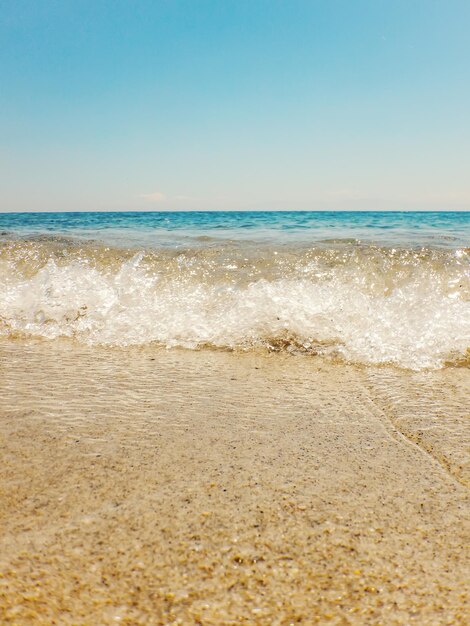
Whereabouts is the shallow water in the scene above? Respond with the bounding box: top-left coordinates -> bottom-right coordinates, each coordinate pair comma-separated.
0,339 -> 469,624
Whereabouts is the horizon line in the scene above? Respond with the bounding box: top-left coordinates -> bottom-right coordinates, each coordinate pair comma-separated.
1,208 -> 469,215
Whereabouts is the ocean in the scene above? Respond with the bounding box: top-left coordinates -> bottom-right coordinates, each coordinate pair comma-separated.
2,211 -> 470,622
0,211 -> 469,369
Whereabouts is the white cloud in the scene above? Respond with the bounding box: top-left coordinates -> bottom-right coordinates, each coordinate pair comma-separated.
326,189 -> 369,200
139,191 -> 166,202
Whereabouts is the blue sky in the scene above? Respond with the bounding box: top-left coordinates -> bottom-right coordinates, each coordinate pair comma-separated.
1,0 -> 469,211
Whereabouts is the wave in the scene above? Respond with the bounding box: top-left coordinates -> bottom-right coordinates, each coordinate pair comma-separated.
0,240 -> 469,369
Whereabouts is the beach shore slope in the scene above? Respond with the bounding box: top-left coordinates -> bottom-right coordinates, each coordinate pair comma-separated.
0,340 -> 469,624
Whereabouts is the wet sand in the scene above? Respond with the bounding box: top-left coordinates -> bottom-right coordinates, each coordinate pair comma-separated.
0,340 -> 469,624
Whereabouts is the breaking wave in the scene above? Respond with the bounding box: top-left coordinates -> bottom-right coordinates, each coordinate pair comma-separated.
0,239 -> 469,369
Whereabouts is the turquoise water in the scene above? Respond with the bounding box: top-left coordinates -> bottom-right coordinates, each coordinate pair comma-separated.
1,211 -> 469,248
0,211 -> 469,369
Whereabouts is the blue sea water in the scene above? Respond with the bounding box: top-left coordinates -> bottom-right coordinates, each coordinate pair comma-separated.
0,211 -> 469,369
0,210 -> 469,249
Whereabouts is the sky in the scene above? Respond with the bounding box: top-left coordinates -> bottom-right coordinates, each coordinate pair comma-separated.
1,0 -> 469,212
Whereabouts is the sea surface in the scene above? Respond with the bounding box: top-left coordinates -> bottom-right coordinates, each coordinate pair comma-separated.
0,211 -> 469,369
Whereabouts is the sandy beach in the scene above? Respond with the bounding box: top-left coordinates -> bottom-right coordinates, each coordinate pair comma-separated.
2,0 -> 470,621
0,339 -> 468,624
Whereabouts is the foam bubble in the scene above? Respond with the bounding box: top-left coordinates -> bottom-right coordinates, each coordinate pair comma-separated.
0,242 -> 469,369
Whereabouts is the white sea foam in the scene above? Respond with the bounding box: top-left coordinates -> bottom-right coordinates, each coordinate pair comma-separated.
0,243 -> 469,369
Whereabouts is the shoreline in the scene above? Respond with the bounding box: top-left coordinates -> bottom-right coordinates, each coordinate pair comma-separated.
1,340 -> 469,624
